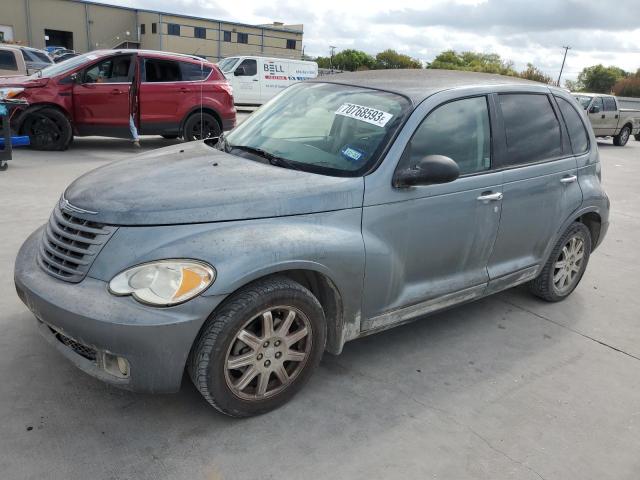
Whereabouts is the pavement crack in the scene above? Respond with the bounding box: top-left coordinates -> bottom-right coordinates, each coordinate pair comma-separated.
500,298 -> 640,362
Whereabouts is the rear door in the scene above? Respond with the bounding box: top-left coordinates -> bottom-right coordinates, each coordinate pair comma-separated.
138,56 -> 184,134
602,96 -> 619,135
486,92 -> 582,287
232,58 -> 260,104
72,54 -> 134,137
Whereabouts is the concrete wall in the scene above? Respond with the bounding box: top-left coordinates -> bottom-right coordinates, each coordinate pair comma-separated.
2,0 -> 303,62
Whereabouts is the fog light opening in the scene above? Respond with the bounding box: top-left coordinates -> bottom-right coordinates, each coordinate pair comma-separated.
102,352 -> 130,379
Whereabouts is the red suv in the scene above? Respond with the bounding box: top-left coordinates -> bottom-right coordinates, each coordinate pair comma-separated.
0,49 -> 236,150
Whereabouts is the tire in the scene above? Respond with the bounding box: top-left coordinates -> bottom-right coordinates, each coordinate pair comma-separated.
21,107 -> 73,151
634,134 -> 640,142
182,112 -> 221,142
613,125 -> 631,146
188,277 -> 326,417
162,134 -> 179,139
528,222 -> 592,302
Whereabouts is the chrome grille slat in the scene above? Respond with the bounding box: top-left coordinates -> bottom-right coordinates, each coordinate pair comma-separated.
38,205 -> 117,283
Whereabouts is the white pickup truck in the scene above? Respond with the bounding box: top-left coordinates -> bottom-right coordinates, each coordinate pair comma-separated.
573,93 -> 640,146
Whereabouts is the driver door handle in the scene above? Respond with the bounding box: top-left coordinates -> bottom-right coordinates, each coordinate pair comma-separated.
110,89 -> 125,95
560,175 -> 578,184
477,192 -> 503,202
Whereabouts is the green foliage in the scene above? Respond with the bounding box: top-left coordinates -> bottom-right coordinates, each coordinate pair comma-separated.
315,48 -> 421,71
332,49 -> 376,71
374,49 -> 422,69
518,63 -> 553,84
576,64 -> 629,93
427,50 -> 517,76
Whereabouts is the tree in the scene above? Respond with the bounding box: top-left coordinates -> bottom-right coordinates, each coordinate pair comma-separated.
375,49 -> 422,69
564,79 -> 581,91
428,50 -> 517,76
576,64 -> 629,93
613,69 -> 640,97
332,49 -> 375,72
518,63 -> 553,84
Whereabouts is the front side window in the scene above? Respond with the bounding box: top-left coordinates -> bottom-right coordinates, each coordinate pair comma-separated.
603,96 -> 617,111
223,82 -> 412,177
144,58 -> 181,82
236,59 -> 257,76
499,94 -> 562,165
591,97 -> 604,112
237,32 -> 249,44
0,51 -> 18,71
83,56 -> 132,83
403,96 -> 491,176
555,96 -> 589,154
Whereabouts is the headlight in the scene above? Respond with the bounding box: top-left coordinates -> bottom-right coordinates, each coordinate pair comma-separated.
0,88 -> 25,100
109,260 -> 216,306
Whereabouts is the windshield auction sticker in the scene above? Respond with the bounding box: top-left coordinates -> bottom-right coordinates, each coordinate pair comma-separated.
335,103 -> 393,127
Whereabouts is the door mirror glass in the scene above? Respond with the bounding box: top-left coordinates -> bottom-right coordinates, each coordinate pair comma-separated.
589,105 -> 600,114
395,155 -> 460,187
234,66 -> 246,76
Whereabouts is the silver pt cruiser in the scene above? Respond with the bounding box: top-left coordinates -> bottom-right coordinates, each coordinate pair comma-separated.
15,70 -> 610,417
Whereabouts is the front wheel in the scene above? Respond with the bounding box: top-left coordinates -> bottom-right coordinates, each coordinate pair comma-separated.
529,222 -> 592,302
182,112 -> 221,142
613,126 -> 631,146
22,107 -> 73,151
188,277 -> 326,417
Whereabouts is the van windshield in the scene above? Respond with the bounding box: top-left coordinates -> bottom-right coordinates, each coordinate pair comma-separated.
218,57 -> 240,73
222,82 -> 412,177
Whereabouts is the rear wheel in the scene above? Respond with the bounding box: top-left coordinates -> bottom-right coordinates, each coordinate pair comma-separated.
22,108 -> 73,151
529,222 -> 592,302
188,277 -> 326,417
613,125 -> 631,146
183,112 -> 221,142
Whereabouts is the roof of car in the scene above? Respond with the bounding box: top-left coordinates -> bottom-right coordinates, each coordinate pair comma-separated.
94,49 -> 213,64
314,69 -> 547,103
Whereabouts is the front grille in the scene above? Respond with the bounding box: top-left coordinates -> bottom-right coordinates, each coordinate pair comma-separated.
50,327 -> 97,362
37,205 -> 117,283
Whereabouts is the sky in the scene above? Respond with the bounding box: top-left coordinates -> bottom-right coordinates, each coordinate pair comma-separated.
99,0 -> 640,82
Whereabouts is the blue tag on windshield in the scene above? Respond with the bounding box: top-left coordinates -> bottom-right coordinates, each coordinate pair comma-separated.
341,145 -> 365,163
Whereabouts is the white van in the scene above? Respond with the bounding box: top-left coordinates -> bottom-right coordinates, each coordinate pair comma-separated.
218,56 -> 318,105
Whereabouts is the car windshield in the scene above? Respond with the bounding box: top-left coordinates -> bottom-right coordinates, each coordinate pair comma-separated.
218,57 -> 239,73
31,52 -> 101,78
222,82 -> 412,177
573,95 -> 593,110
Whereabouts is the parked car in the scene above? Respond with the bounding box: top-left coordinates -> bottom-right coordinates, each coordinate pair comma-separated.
51,49 -> 78,63
218,56 -> 317,105
15,70 -> 609,417
45,46 -> 66,54
0,49 -> 236,150
573,93 -> 640,146
0,45 -> 53,77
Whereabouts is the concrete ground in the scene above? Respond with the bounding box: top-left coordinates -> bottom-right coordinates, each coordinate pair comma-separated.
1,134 -> 639,480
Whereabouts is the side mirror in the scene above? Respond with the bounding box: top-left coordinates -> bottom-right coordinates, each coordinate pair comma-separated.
589,105 -> 600,114
394,155 -> 460,188
234,66 -> 246,76
70,72 -> 81,83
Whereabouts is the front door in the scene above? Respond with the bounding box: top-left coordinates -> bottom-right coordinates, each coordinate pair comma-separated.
587,96 -> 607,135
232,58 -> 260,105
72,54 -> 133,137
487,93 -> 582,284
361,95 -> 502,331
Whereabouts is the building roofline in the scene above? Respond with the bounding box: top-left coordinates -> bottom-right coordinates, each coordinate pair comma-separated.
66,0 -> 304,34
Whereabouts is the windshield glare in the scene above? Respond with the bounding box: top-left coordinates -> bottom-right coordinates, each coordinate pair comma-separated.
32,52 -> 101,78
574,95 -> 593,109
218,57 -> 239,73
224,82 -> 411,176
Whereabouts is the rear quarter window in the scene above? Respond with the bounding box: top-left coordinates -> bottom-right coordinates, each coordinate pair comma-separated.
555,96 -> 589,155
180,61 -> 212,81
499,93 -> 562,165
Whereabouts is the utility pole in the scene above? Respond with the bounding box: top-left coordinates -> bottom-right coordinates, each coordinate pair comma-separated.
557,46 -> 571,87
329,45 -> 336,71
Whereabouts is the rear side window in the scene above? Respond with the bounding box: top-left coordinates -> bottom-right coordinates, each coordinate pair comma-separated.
180,61 -> 212,81
499,94 -> 562,165
406,96 -> 491,175
555,96 -> 589,154
603,96 -> 617,111
144,58 -> 181,82
0,50 -> 18,71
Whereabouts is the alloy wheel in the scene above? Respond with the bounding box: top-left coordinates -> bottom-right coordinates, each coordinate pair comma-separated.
553,235 -> 585,294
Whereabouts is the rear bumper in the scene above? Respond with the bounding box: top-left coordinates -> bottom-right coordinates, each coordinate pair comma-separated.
14,227 -> 226,393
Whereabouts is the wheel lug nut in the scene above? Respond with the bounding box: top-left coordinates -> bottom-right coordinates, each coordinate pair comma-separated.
257,354 -> 263,360
264,360 -> 271,367
275,352 -> 282,359
274,340 -> 281,347
263,341 -> 269,347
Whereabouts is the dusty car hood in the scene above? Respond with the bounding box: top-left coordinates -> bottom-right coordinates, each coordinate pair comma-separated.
63,141 -> 364,226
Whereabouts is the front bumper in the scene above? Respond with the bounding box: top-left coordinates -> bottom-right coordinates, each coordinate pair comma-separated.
14,227 -> 226,393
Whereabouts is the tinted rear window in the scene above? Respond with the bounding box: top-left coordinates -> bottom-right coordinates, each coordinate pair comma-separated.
499,94 -> 562,165
144,58 -> 181,82
180,62 -> 212,81
0,50 -> 18,70
555,96 -> 589,154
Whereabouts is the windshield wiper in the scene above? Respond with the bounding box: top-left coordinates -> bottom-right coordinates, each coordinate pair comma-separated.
228,145 -> 302,171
